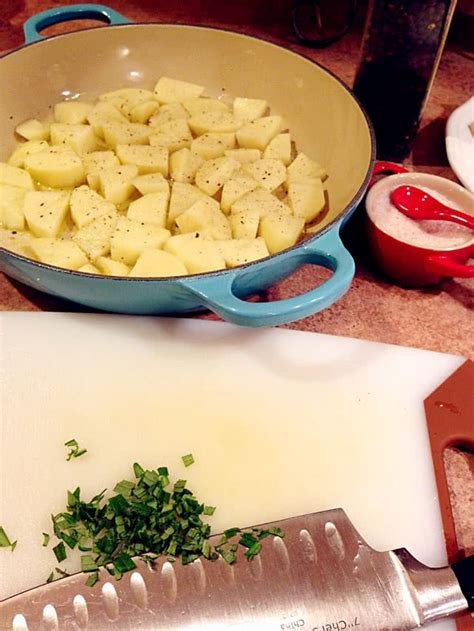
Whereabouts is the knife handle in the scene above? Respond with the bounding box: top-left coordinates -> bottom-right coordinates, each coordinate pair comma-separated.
452,556 -> 474,610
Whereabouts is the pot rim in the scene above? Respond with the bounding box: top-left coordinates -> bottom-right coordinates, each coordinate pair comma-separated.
0,20 -> 376,281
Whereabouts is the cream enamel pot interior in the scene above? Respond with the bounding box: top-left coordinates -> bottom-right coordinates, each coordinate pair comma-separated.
0,3 -> 375,326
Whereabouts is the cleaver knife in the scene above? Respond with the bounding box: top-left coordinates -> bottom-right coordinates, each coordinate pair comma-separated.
1,508 -> 472,630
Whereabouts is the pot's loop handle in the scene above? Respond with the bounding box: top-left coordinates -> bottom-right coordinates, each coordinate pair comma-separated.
426,255 -> 474,279
23,3 -> 130,44
182,229 -> 355,327
369,160 -> 409,188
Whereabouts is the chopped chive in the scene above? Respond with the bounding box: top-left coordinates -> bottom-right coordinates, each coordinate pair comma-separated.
55,567 -> 70,578
53,542 -> 67,563
203,506 -> 216,516
42,533 -> 50,547
65,438 -> 87,461
81,555 -> 98,572
133,463 -> 144,478
181,453 -> 194,467
244,542 -> 262,560
10,540 -> 17,552
85,571 -> 99,587
46,571 -> 54,583
0,526 -> 12,548
113,554 -> 136,573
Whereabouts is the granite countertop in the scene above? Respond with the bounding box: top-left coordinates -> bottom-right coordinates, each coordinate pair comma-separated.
1,0 -> 472,566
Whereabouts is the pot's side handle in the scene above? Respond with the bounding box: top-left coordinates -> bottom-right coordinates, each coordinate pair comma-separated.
181,229 -> 355,327
23,3 -> 130,44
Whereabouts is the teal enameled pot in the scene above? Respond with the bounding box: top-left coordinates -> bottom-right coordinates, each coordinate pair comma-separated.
0,4 -> 375,326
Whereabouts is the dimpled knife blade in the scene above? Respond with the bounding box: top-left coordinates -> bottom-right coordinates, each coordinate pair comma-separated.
0,509 -> 468,630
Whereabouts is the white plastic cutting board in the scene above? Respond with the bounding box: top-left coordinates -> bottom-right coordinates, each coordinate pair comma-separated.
0,313 -> 464,630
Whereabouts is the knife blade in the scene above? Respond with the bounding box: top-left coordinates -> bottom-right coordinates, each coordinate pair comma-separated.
0,508 -> 471,630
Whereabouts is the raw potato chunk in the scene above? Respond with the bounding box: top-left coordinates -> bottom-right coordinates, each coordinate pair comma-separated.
286,152 -> 327,184
98,164 -> 138,204
23,190 -> 70,238
130,249 -> 188,277
176,198 -> 231,240
110,217 -> 170,265
100,88 -> 155,116
236,116 -> 283,151
132,172 -> 169,195
0,162 -> 34,190
127,192 -> 169,227
73,212 -> 118,260
288,178 -> 326,223
70,185 -> 116,228
24,147 -> 85,188
231,188 -> 291,219
195,157 -> 239,196
233,97 -> 268,123
0,184 -> 26,230
188,111 -> 241,136
149,119 -> 192,152
263,133 -> 292,165
78,263 -> 101,274
168,182 -> 207,226
87,102 -> 128,137
230,208 -> 260,240
8,140 -> 49,168
54,101 -> 93,124
50,123 -> 97,155
258,214 -> 304,254
129,101 -> 160,124
170,148 -> 204,183
116,144 -> 168,176
83,151 -> 120,190
243,159 -> 286,191
183,97 -> 229,117
95,256 -> 130,276
164,233 -> 225,274
102,122 -> 150,149
217,237 -> 269,267
154,77 -> 204,103
191,133 -> 235,160
220,172 -> 259,213
30,238 -> 88,269
224,148 -> 261,163
149,103 -> 189,127
15,119 -> 49,141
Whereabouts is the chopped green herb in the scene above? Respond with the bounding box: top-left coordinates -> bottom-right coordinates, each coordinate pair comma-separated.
203,506 -> 216,516
65,438 -> 88,461
55,567 -> 70,578
244,541 -> 262,560
42,533 -> 50,547
0,526 -> 12,548
181,453 -> 194,467
10,540 -> 17,552
46,571 -> 54,583
53,542 -> 66,563
81,555 -> 98,572
85,571 -> 99,587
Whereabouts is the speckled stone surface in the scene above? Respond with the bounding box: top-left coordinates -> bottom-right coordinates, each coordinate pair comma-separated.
0,0 -> 472,560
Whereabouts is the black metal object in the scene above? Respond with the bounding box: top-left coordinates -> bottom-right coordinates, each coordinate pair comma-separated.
291,0 -> 358,47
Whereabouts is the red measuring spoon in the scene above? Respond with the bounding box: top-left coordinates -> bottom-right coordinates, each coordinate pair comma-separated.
390,185 -> 474,230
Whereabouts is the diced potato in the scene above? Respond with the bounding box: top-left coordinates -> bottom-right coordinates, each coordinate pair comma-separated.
220,172 -> 259,213
230,208 -> 260,240
98,164 -> 138,204
7,140 -> 49,168
70,185 -> 116,228
24,147 -> 85,188
231,188 -> 291,219
30,237 -> 88,269
102,122 -> 150,149
169,148 -> 204,183
54,102 -> 93,125
0,184 -> 26,230
50,123 -> 97,155
116,144 -> 168,176
233,97 -> 268,123
195,157 -> 239,196
95,256 -> 130,276
23,190 -> 70,238
83,150 -> 120,190
154,77 -> 204,103
224,148 -> 261,164
127,192 -> 169,227
286,152 -> 327,184
100,88 -> 155,116
148,103 -> 189,128
0,162 -> 34,190
129,100 -> 160,124
176,198 -> 231,240
78,262 -> 101,274
167,182 -> 207,226
73,211 -> 118,260
258,213 -> 304,254
15,119 -> 49,141
188,111 -> 241,136
263,133 -> 292,165
132,172 -> 169,195
216,237 -> 269,267
110,216 -> 170,265
149,119 -> 192,153
87,101 -> 128,137
182,97 -> 230,117
129,249 -> 188,277
0,227 -> 34,257
236,115 -> 283,151
164,233 -> 225,274
243,159 -> 286,191
191,133 -> 236,160
287,178 -> 326,223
